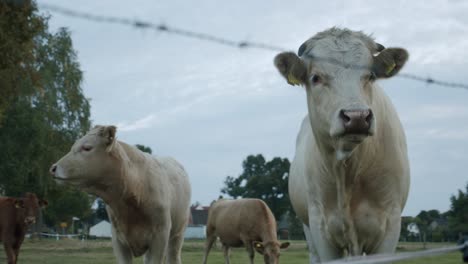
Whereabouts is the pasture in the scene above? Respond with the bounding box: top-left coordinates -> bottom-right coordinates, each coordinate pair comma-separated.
0,239 -> 461,264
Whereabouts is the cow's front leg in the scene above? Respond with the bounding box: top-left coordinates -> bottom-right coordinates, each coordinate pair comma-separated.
144,224 -> 170,264
110,224 -> 133,264
244,240 -> 255,264
3,242 -> 17,264
373,207 -> 401,255
307,205 -> 340,262
12,237 -> 24,261
303,224 -> 320,264
222,244 -> 231,264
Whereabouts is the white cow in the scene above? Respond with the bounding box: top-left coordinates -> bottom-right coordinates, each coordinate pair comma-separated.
50,125 -> 191,264
274,28 -> 410,263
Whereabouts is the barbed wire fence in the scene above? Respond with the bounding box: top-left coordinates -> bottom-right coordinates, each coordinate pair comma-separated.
39,3 -> 468,91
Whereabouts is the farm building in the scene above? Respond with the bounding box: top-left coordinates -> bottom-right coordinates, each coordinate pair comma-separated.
89,220 -> 112,238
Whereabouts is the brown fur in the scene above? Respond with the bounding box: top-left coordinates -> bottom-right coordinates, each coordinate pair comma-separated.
0,193 -> 47,264
202,199 -> 289,264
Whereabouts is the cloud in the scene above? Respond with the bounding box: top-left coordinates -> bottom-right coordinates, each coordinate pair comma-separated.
117,114 -> 155,132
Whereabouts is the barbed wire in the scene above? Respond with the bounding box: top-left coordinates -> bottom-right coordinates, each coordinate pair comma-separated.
39,3 -> 468,90
324,241 -> 468,264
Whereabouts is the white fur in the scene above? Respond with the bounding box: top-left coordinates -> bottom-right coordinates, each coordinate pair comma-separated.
288,28 -> 410,262
53,126 -> 191,264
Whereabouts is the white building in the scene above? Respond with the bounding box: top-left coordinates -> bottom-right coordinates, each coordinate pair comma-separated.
184,225 -> 206,239
89,220 -> 112,238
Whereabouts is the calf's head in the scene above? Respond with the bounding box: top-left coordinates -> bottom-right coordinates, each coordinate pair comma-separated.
274,28 -> 408,160
253,240 -> 290,264
50,125 -> 121,189
15,192 -> 48,225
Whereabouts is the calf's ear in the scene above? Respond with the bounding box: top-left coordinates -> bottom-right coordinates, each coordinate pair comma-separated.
373,48 -> 408,78
274,52 -> 308,86
14,199 -> 25,209
280,242 -> 290,249
39,199 -> 48,208
253,241 -> 265,255
98,125 -> 117,151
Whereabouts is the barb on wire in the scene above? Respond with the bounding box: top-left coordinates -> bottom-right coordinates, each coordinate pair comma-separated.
39,3 -> 284,52
39,3 -> 468,90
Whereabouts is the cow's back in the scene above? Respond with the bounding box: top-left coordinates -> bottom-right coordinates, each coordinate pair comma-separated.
208,199 -> 275,245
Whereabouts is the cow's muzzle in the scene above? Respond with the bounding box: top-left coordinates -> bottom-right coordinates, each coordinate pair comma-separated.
339,108 -> 374,135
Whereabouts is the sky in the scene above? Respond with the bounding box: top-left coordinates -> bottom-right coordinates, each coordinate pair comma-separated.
38,0 -> 468,216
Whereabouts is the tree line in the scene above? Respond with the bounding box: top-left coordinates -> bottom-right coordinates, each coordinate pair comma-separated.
222,154 -> 468,241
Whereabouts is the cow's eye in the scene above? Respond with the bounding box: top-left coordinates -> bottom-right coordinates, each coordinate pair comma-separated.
367,72 -> 376,82
81,145 -> 93,152
310,74 -> 321,85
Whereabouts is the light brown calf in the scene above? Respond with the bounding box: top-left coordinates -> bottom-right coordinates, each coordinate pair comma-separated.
202,198 -> 289,264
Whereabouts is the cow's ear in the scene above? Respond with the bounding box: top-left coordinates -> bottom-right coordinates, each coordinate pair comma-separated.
274,52 -> 309,86
39,199 -> 48,208
98,125 -> 117,149
253,241 -> 265,255
280,242 -> 290,249
14,199 -> 25,209
373,48 -> 408,78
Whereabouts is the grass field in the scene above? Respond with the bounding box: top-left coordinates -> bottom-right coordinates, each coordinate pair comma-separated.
0,239 -> 462,263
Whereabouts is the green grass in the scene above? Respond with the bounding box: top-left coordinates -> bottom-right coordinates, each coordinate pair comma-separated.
0,239 -> 462,263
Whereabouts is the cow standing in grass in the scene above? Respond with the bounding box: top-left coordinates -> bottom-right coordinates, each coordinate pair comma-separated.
274,27 -> 410,263
50,125 -> 191,264
0,192 -> 48,264
202,198 -> 290,264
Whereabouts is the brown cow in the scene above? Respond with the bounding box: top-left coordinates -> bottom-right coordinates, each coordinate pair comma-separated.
202,198 -> 290,264
0,193 -> 47,264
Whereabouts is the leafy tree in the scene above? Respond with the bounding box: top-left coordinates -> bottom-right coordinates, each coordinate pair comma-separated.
400,216 -> 415,242
136,144 -> 152,154
448,182 -> 468,237
221,154 -> 290,220
0,3 -> 92,229
415,209 -> 441,247
0,0 -> 45,125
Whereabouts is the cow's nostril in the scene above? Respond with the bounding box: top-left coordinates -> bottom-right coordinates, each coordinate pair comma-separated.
339,109 -> 351,123
365,110 -> 373,124
50,164 -> 57,175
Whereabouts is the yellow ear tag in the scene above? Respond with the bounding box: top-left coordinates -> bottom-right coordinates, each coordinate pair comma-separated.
256,243 -> 262,248
15,203 -> 21,209
386,62 -> 396,75
287,72 -> 301,85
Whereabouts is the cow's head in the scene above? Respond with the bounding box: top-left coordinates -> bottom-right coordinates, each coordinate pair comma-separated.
253,240 -> 290,264
274,28 -> 408,160
49,125 -> 121,190
15,192 -> 48,225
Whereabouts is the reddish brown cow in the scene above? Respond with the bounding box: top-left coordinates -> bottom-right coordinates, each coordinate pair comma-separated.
0,193 -> 47,264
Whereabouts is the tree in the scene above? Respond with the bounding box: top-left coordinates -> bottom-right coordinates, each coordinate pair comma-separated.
136,144 -> 152,154
448,182 -> 468,237
400,216 -> 415,242
0,0 -> 45,125
221,154 -> 290,220
0,4 -> 92,229
415,209 -> 441,247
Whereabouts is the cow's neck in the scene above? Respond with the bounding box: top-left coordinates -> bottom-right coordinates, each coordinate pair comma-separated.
88,166 -> 152,257
84,142 -> 151,224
